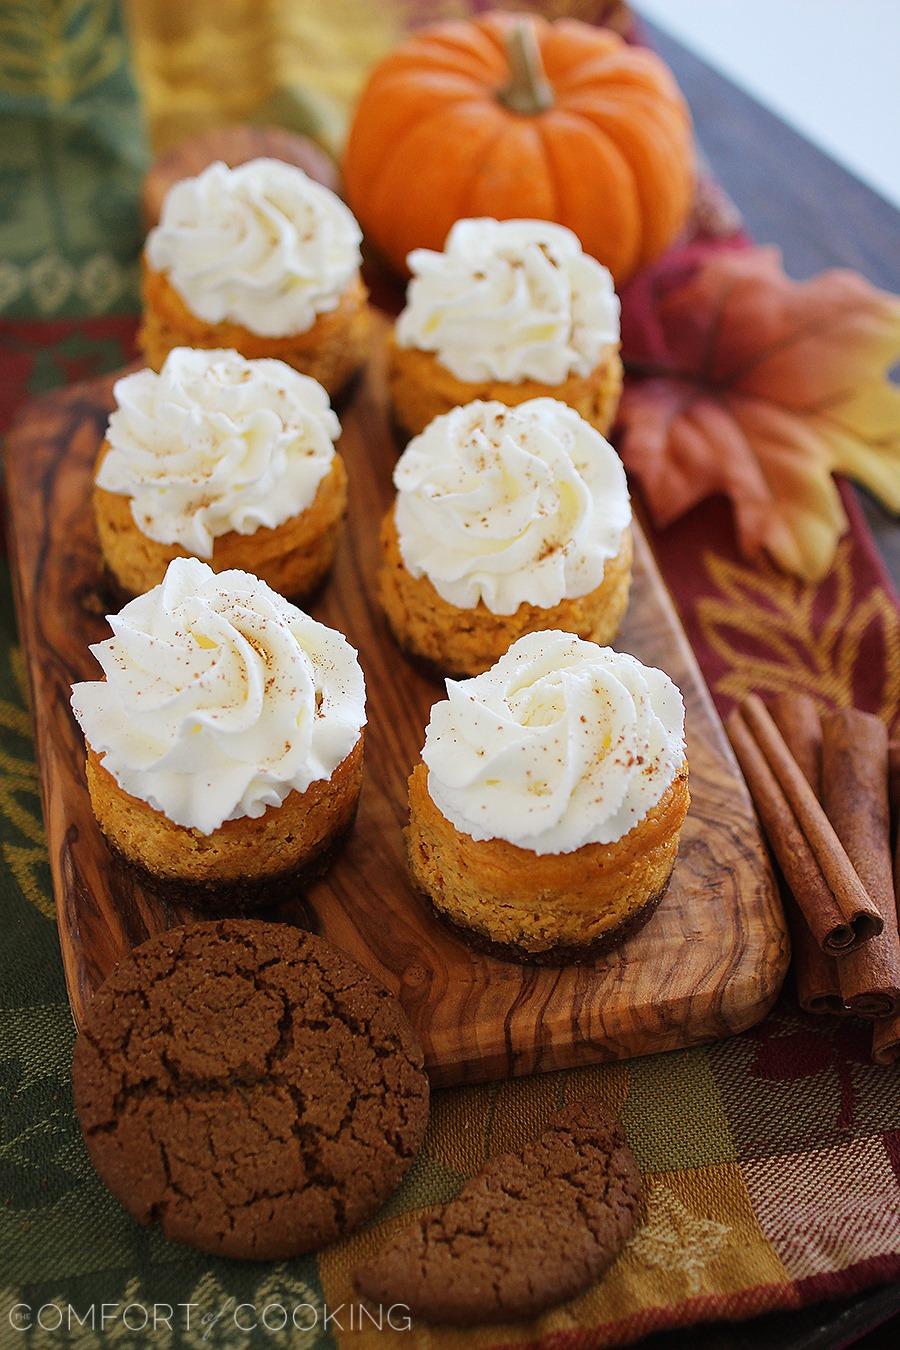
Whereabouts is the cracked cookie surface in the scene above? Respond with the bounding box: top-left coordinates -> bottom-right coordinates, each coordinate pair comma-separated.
354,1101 -> 641,1324
71,920 -> 429,1259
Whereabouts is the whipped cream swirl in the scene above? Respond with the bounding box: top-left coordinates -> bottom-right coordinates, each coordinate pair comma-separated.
396,218 -> 620,384
71,557 -> 366,834
393,399 -> 630,616
98,348 -> 341,557
146,158 -> 363,337
422,631 -> 685,855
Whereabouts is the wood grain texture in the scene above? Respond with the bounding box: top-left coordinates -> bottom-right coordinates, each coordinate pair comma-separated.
4,319 -> 788,1085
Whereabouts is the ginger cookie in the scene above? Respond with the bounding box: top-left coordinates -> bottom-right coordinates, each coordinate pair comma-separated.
72,920 -> 429,1259
354,1101 -> 640,1324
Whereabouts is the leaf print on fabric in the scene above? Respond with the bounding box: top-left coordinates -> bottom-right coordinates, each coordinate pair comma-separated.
0,0 -> 123,102
179,1268 -> 327,1349
618,246 -> 900,580
0,644 -> 50,917
631,1183 -> 732,1295
696,546 -> 900,728
0,1057 -> 82,1210
745,1010 -> 871,1138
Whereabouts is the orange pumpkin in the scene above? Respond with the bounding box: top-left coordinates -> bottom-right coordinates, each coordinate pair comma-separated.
343,11 -> 694,283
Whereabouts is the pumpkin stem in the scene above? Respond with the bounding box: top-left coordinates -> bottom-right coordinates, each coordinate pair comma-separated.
498,22 -> 554,115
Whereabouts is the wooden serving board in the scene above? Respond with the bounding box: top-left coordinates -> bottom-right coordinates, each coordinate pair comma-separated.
5,325 -> 788,1086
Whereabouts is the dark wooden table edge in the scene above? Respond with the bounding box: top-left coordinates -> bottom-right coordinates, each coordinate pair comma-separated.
645,17 -> 900,595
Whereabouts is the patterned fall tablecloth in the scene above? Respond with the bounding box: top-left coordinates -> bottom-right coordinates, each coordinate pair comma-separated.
1,3 -> 899,1347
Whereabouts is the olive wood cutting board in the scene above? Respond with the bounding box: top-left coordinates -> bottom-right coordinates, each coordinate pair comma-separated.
4,319 -> 788,1086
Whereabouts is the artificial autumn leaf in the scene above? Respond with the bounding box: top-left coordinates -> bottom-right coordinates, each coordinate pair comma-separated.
617,245 -> 900,580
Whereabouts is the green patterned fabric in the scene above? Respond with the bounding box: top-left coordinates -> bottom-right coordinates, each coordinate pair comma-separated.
0,0 -> 147,318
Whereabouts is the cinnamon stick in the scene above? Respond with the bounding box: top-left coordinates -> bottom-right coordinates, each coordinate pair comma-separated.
727,706 -> 859,968
736,694 -> 882,953
872,1017 -> 900,1066
872,738 -> 900,1061
768,693 -> 822,794
889,739 -> 900,821
822,710 -> 900,1018
768,694 -> 847,1015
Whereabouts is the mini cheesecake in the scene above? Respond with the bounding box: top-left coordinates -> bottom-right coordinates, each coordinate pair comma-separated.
71,557 -> 367,905
94,348 -> 347,599
406,631 -> 689,962
379,399 -> 632,677
140,158 -> 370,396
390,218 -> 622,438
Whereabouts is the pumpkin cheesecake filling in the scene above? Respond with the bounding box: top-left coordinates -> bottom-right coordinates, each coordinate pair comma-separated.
139,158 -> 370,394
94,347 -> 348,598
380,398 -> 632,676
70,557 -> 367,900
389,217 -> 624,436
406,630 -> 689,960
388,335 -> 624,443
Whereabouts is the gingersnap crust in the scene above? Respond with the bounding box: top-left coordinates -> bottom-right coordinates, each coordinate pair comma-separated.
72,920 -> 430,1260
354,1099 -> 641,1324
85,734 -> 364,887
423,874 -> 671,967
139,263 -> 371,397
93,444 -> 348,599
106,808 -> 359,912
387,332 -> 624,440
379,511 -> 633,678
